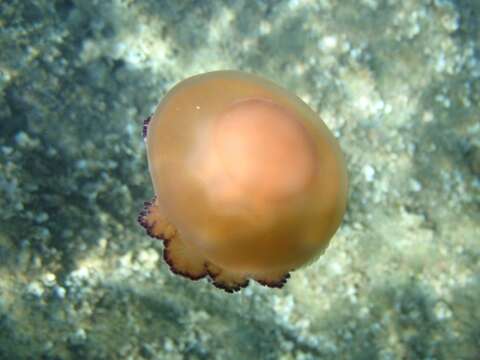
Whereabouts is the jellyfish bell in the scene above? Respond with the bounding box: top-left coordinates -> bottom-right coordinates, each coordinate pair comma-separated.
138,70 -> 348,292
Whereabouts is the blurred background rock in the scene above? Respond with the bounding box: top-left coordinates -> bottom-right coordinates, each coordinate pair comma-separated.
0,0 -> 479,359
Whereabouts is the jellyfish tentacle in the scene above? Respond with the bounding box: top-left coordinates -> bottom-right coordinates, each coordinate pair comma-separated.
138,197 -> 208,280
206,263 -> 249,293
137,197 -> 176,240
163,235 -> 208,280
142,115 -> 152,140
253,270 -> 291,288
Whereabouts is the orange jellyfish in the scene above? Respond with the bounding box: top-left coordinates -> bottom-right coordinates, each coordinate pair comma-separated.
138,71 -> 348,292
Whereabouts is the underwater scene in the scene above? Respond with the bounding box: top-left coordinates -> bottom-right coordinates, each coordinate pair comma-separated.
1,0 -> 479,359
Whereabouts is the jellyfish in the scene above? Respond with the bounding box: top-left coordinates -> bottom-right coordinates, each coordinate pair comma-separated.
138,71 -> 348,292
